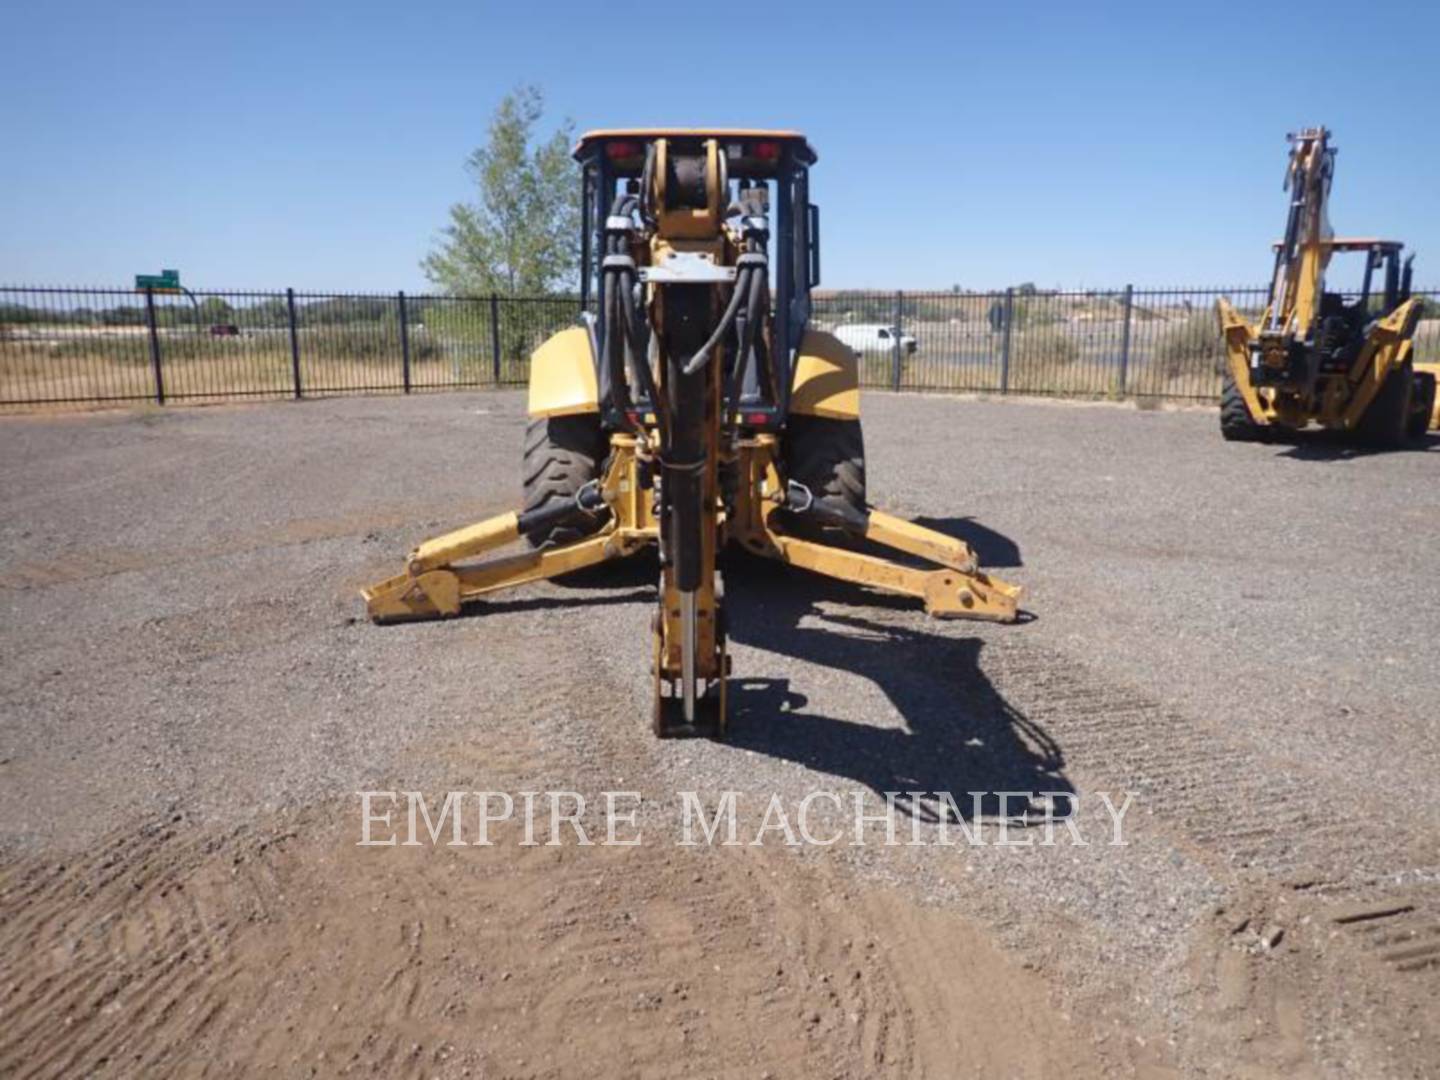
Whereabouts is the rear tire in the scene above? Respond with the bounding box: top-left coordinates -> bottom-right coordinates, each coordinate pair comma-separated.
521,413 -> 607,548
784,414 -> 866,517
1219,371 -> 1265,442
1408,370 -> 1436,441
1354,359 -> 1414,449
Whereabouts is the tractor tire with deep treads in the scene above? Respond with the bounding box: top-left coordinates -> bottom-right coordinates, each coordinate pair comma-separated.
784,415 -> 867,518
522,414 -> 607,548
1408,371 -> 1436,441
1219,371 -> 1266,442
1353,359 -> 1414,449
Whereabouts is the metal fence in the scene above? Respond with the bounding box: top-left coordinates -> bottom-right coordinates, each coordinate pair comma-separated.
811,287 -> 1440,400
1,284 -> 1436,410
0,287 -> 579,408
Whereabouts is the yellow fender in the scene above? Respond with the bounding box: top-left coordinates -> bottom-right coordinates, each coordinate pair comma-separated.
789,329 -> 860,419
528,326 -> 599,419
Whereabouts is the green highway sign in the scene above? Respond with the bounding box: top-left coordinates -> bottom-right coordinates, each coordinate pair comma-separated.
135,269 -> 181,292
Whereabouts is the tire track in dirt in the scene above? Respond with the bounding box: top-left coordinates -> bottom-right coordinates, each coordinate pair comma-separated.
0,658 -> 1117,1080
1,804 -> 1077,1078
0,817 -> 290,1077
978,633 -> 1440,985
504,590 -> 1124,1078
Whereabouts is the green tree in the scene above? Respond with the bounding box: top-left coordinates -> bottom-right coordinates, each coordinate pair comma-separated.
197,297 -> 234,323
422,85 -> 579,296
102,305 -> 145,326
250,297 -> 290,327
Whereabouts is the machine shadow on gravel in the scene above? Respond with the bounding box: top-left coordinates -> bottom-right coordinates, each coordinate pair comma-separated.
1273,430 -> 1439,461
450,552 -> 660,616
910,516 -> 1023,568
722,551 -> 1069,823
450,587 -> 656,618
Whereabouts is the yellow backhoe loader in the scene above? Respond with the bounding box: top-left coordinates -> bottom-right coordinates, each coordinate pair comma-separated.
1217,127 -> 1435,445
364,129 -> 1021,735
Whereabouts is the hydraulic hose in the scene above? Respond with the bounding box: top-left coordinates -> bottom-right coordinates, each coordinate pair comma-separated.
724,250 -> 768,435
601,194 -> 645,435
599,190 -> 676,445
639,144 -> 657,228
618,279 -> 668,443
728,285 -> 750,434
681,261 -> 755,377
603,271 -> 634,425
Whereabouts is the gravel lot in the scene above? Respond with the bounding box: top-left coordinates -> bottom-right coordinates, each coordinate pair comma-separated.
2,390 -> 1438,1077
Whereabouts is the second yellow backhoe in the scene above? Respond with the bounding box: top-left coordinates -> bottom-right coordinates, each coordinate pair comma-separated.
1217,127 -> 1435,446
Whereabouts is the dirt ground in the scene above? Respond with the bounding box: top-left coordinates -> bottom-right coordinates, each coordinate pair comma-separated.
2,391 -> 1438,1078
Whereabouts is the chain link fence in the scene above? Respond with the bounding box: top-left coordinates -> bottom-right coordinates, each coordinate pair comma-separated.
1,284 -> 1435,410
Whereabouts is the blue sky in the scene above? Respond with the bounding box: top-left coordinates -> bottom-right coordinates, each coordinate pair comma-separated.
2,0 -> 1435,292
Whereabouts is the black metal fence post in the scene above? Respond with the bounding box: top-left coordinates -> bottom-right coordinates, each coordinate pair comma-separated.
398,291 -> 412,393
891,290 -> 904,391
489,295 -> 502,384
286,287 -> 303,399
143,286 -> 165,405
1117,283 -> 1134,395
999,288 -> 1014,394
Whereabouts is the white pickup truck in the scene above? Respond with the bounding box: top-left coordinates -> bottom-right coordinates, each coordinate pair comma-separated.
831,323 -> 918,356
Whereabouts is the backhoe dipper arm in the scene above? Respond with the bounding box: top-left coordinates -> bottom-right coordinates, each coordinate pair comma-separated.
1268,128 -> 1335,336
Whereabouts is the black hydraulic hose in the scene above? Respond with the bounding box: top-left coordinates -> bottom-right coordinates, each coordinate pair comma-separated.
784,481 -> 868,532
603,273 -> 637,427
601,193 -> 644,433
640,144 -> 657,227
681,267 -> 751,377
716,146 -> 728,212
727,294 -> 749,435
755,290 -> 776,402
616,276 -> 648,374
516,481 -> 609,538
611,192 -> 638,221
724,260 -> 766,434
608,188 -> 668,440
618,278 -> 668,444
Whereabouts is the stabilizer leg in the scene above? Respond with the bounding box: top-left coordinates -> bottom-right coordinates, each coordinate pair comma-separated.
364,528 -> 633,622
766,528 -> 1021,621
363,441 -> 651,623
748,484 -> 1021,621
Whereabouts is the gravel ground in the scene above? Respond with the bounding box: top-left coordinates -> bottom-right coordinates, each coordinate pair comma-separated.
2,390 -> 1438,1077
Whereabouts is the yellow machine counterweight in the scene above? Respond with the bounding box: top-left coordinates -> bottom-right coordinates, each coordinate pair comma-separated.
363,129 -> 1021,736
